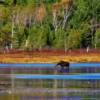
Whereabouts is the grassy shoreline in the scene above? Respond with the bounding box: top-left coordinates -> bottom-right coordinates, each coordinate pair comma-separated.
0,53 -> 100,63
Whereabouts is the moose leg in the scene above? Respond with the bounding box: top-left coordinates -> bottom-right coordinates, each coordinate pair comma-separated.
63,66 -> 69,73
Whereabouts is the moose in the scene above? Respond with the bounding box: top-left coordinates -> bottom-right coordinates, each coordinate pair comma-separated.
55,61 -> 70,73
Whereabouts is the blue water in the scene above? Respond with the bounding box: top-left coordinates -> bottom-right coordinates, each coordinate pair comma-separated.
71,62 -> 100,68
0,63 -> 55,67
14,73 -> 100,79
0,62 -> 100,68
0,62 -> 100,79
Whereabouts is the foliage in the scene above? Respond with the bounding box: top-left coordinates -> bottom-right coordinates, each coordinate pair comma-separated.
93,28 -> 100,48
0,0 -> 100,49
67,28 -> 82,48
52,28 -> 65,48
0,23 -> 12,48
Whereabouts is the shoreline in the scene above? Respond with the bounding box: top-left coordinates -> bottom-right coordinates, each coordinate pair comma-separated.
0,54 -> 100,63
0,49 -> 100,63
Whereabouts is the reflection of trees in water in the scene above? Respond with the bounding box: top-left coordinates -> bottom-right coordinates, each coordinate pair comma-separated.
0,79 -> 100,99
0,66 -> 100,99
0,66 -> 99,75
12,79 -> 100,89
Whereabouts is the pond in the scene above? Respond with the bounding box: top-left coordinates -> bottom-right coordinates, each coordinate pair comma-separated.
0,62 -> 100,100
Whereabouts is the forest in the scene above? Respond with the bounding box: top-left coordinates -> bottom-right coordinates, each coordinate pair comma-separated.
0,0 -> 100,50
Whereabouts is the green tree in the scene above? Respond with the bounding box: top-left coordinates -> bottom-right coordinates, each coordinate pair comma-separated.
12,25 -> 25,48
67,23 -> 89,49
67,28 -> 82,49
93,28 -> 100,48
25,25 -> 48,50
52,28 -> 65,48
0,24 -> 12,48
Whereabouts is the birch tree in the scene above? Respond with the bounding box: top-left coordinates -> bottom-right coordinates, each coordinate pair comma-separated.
61,0 -> 73,29
51,0 -> 73,31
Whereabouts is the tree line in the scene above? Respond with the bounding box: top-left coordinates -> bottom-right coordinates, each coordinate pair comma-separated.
0,0 -> 100,50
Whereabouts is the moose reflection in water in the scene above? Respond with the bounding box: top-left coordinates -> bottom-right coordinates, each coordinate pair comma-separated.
55,61 -> 70,73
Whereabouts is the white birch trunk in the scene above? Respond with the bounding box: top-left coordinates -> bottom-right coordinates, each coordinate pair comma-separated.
25,39 -> 29,48
53,11 -> 58,31
11,20 -> 14,49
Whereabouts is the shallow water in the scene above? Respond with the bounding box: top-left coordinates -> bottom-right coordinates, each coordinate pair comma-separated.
0,62 -> 100,68
0,62 -> 100,100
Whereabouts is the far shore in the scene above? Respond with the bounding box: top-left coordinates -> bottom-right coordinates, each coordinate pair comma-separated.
0,49 -> 100,63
